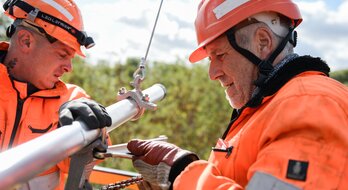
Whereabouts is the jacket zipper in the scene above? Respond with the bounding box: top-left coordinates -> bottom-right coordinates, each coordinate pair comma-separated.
212,146 -> 234,158
8,98 -> 25,149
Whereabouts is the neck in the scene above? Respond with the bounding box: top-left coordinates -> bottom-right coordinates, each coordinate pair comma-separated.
3,51 -> 26,82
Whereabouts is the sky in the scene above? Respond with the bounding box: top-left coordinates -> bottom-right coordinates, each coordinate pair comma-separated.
75,0 -> 348,71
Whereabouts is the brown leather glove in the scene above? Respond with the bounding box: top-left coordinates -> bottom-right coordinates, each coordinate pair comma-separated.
127,139 -> 199,190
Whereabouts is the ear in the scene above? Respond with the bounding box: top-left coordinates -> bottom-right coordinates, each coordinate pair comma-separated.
15,29 -> 35,53
254,27 -> 273,59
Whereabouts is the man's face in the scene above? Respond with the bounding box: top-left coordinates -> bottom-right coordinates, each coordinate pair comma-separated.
24,34 -> 75,89
206,35 -> 258,109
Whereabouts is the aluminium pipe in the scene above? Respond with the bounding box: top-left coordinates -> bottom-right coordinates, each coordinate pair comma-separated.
106,83 -> 166,133
0,83 -> 166,190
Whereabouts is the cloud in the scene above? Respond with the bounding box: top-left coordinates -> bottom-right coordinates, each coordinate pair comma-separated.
76,0 -> 199,64
294,0 -> 348,70
77,0 -> 348,71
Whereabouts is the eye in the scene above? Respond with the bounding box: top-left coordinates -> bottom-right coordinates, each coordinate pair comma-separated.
216,53 -> 226,61
58,52 -> 68,59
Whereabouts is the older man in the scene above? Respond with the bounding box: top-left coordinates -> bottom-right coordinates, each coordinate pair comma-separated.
127,0 -> 348,189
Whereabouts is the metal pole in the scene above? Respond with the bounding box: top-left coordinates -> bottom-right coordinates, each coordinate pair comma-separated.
0,83 -> 166,189
107,83 -> 166,133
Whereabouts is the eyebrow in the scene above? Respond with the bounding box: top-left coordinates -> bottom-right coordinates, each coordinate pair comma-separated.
60,47 -> 74,57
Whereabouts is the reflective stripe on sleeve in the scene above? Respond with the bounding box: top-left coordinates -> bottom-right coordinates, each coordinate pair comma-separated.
246,171 -> 301,190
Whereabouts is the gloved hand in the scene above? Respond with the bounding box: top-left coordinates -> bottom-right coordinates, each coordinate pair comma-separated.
59,97 -> 112,130
127,139 -> 199,190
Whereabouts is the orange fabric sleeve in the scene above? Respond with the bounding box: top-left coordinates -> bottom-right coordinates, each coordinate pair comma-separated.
174,89 -> 348,189
174,160 -> 243,190
248,95 -> 348,189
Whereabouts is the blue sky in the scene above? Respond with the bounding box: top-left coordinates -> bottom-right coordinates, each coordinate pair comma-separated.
75,0 -> 348,71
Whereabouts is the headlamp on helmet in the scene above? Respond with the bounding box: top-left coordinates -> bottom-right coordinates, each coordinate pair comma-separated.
3,0 -> 94,56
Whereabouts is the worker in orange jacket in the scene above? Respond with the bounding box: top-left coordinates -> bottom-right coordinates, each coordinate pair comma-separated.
0,0 -> 111,189
127,0 -> 348,189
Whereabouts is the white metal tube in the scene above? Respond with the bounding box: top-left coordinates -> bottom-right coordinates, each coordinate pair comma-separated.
0,83 -> 166,189
107,83 -> 166,133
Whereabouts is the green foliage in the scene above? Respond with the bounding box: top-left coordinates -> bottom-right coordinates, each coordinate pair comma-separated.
330,69 -> 348,85
0,6 -> 11,41
60,55 -> 348,177
62,57 -> 231,171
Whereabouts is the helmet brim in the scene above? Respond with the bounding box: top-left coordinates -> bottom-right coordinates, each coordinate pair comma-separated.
75,47 -> 86,57
189,46 -> 207,63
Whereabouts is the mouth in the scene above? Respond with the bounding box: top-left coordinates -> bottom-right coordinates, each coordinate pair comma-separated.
221,82 -> 233,90
54,73 -> 62,78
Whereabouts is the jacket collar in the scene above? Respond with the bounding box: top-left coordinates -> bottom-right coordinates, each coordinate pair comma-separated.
246,55 -> 330,108
0,42 -> 68,99
222,55 -> 330,139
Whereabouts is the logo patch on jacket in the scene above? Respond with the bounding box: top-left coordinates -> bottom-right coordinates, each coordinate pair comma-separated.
286,159 -> 309,181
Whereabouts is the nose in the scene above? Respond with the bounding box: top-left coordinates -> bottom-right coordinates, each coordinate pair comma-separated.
62,60 -> 73,73
208,58 -> 223,80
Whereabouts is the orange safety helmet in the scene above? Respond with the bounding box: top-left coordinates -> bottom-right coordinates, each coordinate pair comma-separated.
3,0 -> 94,57
189,0 -> 303,63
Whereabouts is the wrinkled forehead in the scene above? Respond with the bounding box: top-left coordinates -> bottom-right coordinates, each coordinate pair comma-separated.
205,35 -> 231,54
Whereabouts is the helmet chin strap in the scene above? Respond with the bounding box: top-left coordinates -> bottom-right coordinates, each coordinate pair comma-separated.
225,23 -> 298,87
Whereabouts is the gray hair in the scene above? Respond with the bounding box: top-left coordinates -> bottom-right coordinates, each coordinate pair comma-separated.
234,21 -> 294,59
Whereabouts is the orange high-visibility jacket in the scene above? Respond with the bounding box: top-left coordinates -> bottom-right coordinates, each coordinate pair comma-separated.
174,57 -> 348,190
0,42 -> 90,189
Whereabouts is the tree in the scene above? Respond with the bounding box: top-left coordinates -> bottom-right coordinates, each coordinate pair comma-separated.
0,5 -> 10,41
62,57 -> 232,171
331,69 -> 348,85
62,56 -> 348,174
